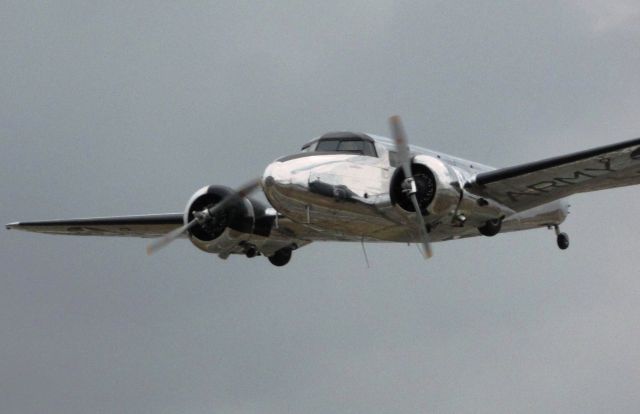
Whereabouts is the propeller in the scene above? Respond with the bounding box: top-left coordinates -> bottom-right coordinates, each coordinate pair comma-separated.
389,115 -> 433,259
146,178 -> 262,256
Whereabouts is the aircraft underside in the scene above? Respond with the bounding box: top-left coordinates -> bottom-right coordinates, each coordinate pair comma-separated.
7,116 -> 640,266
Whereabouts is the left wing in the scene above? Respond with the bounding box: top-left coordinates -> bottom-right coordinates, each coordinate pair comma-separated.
466,137 -> 640,211
6,214 -> 184,238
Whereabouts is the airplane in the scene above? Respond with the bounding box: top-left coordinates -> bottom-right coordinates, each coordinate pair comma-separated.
6,116 -> 640,266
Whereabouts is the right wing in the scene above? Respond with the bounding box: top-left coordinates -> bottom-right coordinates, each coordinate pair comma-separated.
5,212 -> 321,258
466,137 -> 640,211
6,214 -> 184,238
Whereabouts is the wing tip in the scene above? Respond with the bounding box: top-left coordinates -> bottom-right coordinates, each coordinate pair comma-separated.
6,222 -> 19,230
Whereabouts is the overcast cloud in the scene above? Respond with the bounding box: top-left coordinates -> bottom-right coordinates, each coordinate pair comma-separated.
2,1 -> 640,413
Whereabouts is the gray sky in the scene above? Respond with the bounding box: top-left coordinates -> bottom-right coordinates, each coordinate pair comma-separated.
2,1 -> 640,413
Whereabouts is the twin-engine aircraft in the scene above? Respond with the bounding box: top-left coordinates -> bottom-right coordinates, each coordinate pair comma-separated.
7,116 -> 640,266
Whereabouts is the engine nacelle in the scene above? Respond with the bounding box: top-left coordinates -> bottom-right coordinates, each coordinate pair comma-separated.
389,154 -> 461,217
184,186 -> 273,253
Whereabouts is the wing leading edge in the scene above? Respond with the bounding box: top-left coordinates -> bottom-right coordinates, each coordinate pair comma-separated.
6,213 -> 184,238
467,137 -> 640,211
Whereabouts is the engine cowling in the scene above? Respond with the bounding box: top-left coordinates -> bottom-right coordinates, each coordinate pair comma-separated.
389,154 -> 461,217
183,185 -> 274,253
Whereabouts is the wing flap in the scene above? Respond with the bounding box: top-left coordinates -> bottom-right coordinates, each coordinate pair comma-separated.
467,138 -> 640,211
6,213 -> 184,238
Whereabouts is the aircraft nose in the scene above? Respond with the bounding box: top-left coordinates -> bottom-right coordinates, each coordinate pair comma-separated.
262,159 -> 311,194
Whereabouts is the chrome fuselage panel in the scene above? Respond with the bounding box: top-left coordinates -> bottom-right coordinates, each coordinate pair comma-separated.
262,136 -> 568,243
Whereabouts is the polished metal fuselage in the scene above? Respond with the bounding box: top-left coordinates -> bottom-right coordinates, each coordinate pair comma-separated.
262,134 -> 568,244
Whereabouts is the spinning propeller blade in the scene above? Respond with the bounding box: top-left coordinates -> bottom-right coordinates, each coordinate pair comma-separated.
146,218 -> 200,256
146,179 -> 261,256
389,115 -> 433,259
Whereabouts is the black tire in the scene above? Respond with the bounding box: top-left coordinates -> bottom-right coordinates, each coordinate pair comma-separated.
268,248 -> 292,266
478,218 -> 502,237
557,232 -> 570,250
245,246 -> 258,258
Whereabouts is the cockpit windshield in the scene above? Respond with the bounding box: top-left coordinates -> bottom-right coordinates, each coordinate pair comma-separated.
313,137 -> 377,157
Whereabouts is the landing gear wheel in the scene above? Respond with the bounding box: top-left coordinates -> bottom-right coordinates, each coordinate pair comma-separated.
244,246 -> 258,258
268,247 -> 292,267
478,218 -> 502,237
557,232 -> 569,250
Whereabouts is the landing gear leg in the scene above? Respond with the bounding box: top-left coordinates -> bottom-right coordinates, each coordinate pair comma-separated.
268,247 -> 292,267
553,225 -> 570,250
